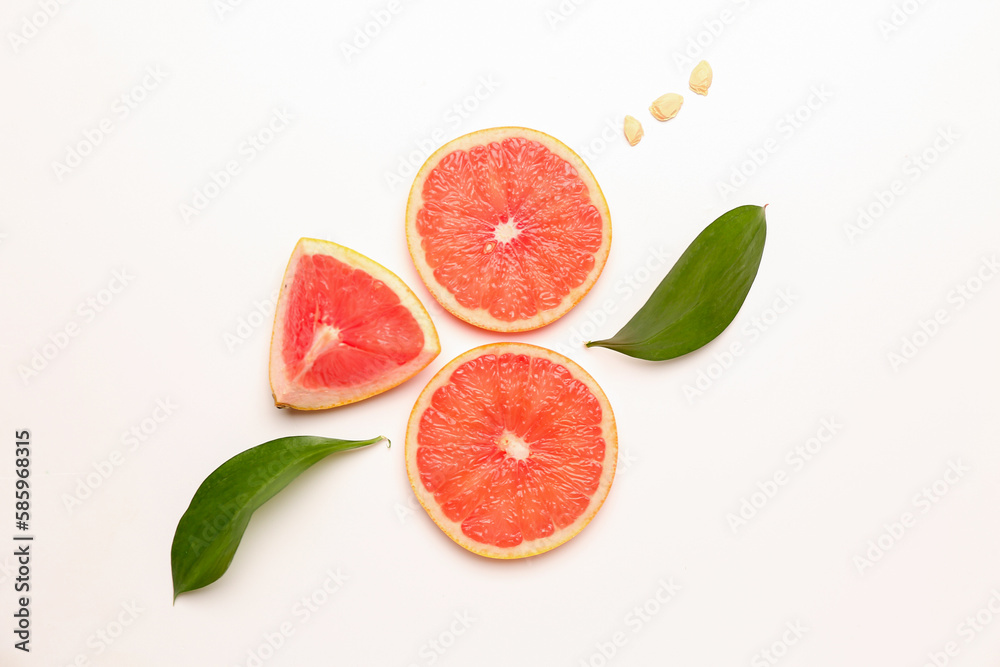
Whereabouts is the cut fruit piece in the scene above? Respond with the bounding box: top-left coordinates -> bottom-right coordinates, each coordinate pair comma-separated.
405,342 -> 617,558
406,127 -> 612,332
269,238 -> 440,410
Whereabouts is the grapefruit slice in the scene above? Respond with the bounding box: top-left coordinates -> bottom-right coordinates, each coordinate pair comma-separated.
405,342 -> 617,558
406,127 -> 612,332
269,238 -> 440,410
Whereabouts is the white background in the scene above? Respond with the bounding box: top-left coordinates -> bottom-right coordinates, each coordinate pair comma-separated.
2,0 -> 999,665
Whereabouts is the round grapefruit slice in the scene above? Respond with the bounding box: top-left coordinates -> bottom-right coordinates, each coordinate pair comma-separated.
406,127 -> 612,332
269,238 -> 440,410
405,342 -> 617,558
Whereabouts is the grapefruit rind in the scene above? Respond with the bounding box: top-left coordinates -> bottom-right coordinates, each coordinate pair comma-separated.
404,342 -> 617,559
268,238 -> 440,410
405,127 -> 612,333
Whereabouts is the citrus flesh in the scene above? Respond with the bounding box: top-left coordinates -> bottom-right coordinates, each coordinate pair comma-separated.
405,342 -> 617,558
406,127 -> 612,332
269,238 -> 440,410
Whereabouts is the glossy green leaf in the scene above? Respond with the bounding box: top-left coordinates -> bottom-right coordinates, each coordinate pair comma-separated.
587,205 -> 767,360
171,435 -> 385,601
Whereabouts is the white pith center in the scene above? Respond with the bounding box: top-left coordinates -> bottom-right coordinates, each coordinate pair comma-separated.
493,218 -> 521,244
498,432 -> 530,461
300,324 -> 341,372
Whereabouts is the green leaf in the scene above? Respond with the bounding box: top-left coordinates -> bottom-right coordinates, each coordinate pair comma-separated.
587,204 -> 767,360
170,435 -> 385,601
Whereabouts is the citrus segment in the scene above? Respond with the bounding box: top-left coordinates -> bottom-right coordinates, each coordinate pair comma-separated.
405,343 -> 617,558
406,127 -> 612,332
269,238 -> 440,410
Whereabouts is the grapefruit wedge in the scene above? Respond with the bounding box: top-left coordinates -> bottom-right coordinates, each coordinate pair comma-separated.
269,238 -> 440,410
406,127 -> 612,332
405,343 -> 617,558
